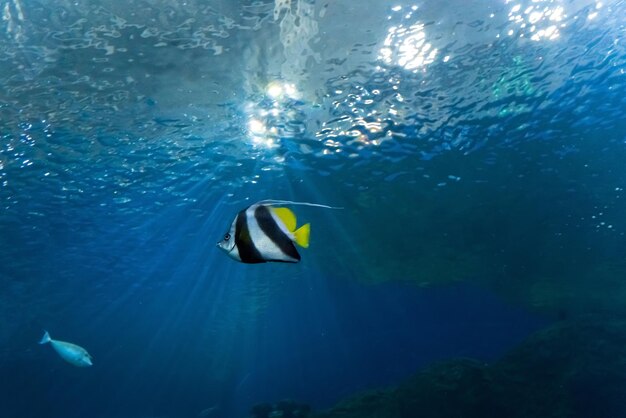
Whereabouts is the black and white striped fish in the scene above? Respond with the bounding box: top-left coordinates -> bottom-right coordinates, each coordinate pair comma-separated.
217,200 -> 336,264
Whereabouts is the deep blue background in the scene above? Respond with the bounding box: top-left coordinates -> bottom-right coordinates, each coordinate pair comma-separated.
2,258 -> 547,418
2,1 -> 625,417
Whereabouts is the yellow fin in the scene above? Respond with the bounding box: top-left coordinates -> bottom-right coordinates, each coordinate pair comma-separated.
293,223 -> 310,248
271,207 -> 297,232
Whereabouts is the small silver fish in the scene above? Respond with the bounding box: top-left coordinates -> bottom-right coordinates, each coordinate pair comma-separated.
39,331 -> 93,367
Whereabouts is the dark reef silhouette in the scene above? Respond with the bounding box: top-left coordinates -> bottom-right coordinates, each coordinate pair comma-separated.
310,317 -> 626,418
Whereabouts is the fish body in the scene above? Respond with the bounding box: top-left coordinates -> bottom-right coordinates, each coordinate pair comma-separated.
39,331 -> 93,367
217,201 -> 310,263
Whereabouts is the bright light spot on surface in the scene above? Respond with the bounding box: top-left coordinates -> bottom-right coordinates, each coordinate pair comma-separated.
246,117 -> 277,148
244,81 -> 304,149
247,115 -> 277,149
267,82 -> 283,99
507,0 -> 567,42
391,5 -> 402,12
283,83 -> 297,99
253,136 -> 277,148
378,5 -> 438,71
379,22 -> 438,71
248,118 -> 267,136
529,11 -> 544,24
588,11 -> 598,19
533,25 -> 559,40
266,81 -> 299,100
550,6 -> 565,22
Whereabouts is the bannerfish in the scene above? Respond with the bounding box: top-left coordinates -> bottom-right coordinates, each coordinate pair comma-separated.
217,200 -> 338,264
39,331 -> 93,367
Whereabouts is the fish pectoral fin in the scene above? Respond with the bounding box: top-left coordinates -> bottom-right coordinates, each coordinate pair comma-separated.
293,223 -> 310,248
271,207 -> 297,232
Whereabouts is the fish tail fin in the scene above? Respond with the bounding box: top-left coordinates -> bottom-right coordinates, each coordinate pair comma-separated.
39,331 -> 51,345
294,223 -> 310,248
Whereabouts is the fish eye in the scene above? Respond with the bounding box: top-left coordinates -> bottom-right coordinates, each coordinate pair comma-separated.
224,233 -> 230,241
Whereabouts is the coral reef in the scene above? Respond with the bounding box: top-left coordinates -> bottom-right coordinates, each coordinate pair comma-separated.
312,317 -> 626,418
312,139 -> 626,319
251,400 -> 311,418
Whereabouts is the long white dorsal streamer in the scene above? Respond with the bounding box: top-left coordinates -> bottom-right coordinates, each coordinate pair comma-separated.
257,199 -> 343,210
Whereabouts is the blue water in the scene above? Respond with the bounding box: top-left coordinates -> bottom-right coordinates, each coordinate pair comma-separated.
1,0 -> 626,417
5,276 -> 545,418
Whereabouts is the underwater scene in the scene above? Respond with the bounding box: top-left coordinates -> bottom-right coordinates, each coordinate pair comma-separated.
1,0 -> 626,417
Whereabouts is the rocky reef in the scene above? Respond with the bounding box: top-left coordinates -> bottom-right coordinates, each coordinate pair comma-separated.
312,138 -> 626,320
250,400 -> 311,418
311,317 -> 626,418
